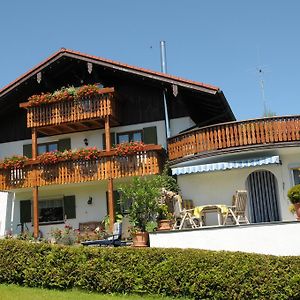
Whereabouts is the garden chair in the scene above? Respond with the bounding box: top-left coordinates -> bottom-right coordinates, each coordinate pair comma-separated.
172,195 -> 201,230
81,222 -> 123,247
223,190 -> 250,225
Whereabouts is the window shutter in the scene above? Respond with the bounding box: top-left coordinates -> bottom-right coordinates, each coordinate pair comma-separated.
20,200 -> 31,223
106,191 -> 121,215
58,138 -> 71,152
143,126 -> 157,144
102,133 -> 115,150
64,195 -> 76,219
23,144 -> 32,158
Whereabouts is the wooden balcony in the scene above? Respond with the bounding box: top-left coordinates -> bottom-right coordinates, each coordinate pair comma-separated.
19,88 -> 117,135
0,145 -> 164,191
168,115 -> 300,161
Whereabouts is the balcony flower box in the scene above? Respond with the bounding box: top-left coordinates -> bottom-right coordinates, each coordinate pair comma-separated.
115,142 -> 145,157
26,84 -> 108,108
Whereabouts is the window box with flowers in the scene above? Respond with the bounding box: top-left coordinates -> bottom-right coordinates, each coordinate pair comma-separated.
26,84 -> 110,108
0,155 -> 29,170
115,141 -> 145,157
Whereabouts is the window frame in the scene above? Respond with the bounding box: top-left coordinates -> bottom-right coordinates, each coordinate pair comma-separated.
37,141 -> 58,155
290,166 -> 300,186
38,197 -> 65,225
116,130 -> 143,144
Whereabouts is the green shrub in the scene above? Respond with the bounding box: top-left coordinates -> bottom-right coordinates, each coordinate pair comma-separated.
0,239 -> 299,299
288,184 -> 300,204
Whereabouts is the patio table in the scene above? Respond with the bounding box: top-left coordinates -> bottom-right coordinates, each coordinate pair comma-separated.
194,204 -> 228,226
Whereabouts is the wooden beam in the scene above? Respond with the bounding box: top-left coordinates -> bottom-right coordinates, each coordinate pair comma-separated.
105,116 -> 115,230
32,128 -> 37,159
32,186 -> 39,239
107,177 -> 115,232
105,116 -> 111,151
31,128 -> 39,239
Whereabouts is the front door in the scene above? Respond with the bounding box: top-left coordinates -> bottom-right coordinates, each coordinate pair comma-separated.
246,170 -> 281,223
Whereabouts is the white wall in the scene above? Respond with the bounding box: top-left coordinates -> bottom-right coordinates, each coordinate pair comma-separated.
150,222 -> 300,256
12,181 -> 108,237
176,147 -> 300,223
0,192 -> 8,236
0,117 -> 193,159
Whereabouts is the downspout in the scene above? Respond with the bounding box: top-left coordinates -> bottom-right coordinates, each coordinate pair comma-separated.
160,41 -> 171,139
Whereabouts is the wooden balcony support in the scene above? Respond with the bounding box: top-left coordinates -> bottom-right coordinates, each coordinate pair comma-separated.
105,115 -> 115,230
31,128 -> 39,239
168,115 -> 300,161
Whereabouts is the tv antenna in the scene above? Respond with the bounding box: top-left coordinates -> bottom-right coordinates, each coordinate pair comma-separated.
256,48 -> 270,116
257,67 -> 268,115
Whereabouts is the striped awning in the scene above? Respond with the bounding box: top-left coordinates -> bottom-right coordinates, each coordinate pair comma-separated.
171,156 -> 280,176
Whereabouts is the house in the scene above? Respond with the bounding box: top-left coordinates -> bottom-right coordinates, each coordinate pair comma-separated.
0,48 -> 234,238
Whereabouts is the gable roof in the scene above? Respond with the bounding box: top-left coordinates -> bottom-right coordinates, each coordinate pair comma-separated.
0,48 -> 220,97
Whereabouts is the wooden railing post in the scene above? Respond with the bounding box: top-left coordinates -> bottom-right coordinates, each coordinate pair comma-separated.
105,116 -> 115,231
32,128 -> 39,239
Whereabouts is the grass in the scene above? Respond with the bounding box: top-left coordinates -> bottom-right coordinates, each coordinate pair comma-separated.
0,284 -> 190,300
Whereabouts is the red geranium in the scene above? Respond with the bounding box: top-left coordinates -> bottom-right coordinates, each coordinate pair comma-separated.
0,155 -> 28,170
115,141 -> 145,157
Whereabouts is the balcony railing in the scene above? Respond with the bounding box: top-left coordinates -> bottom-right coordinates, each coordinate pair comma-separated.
0,145 -> 164,191
19,88 -> 117,129
168,115 -> 300,161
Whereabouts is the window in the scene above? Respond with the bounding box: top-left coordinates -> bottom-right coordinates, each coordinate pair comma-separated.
292,168 -> 300,185
23,138 -> 71,158
39,198 -> 64,223
37,142 -> 58,155
19,195 -> 76,225
117,130 -> 143,144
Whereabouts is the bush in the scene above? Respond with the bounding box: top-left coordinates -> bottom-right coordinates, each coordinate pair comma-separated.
288,184 -> 300,204
0,239 -> 299,299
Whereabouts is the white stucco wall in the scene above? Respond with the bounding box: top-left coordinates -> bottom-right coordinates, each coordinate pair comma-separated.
150,222 -> 300,256
0,116 -> 193,159
8,177 -> 133,238
0,192 -> 8,236
176,147 -> 300,223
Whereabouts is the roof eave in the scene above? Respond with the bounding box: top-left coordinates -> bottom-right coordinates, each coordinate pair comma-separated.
0,48 -> 220,98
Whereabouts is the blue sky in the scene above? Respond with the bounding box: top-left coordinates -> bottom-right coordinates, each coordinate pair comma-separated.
0,1 -> 299,120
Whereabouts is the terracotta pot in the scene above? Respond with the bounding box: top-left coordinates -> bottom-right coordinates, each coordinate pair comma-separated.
132,231 -> 149,247
294,203 -> 300,221
157,219 -> 173,231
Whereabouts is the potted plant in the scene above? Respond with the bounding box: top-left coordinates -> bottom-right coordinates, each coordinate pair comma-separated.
118,177 -> 161,247
157,203 -> 173,231
287,184 -> 300,220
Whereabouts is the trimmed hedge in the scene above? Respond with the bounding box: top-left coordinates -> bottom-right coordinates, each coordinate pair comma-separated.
0,239 -> 299,299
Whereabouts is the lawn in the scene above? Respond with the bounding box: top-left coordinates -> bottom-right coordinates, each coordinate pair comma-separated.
0,284 -> 189,300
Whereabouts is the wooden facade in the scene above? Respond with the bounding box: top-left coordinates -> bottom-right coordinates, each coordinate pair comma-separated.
168,116 -> 300,161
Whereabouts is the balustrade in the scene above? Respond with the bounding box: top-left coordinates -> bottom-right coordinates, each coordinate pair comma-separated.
0,146 -> 164,191
20,88 -> 116,128
168,116 -> 300,160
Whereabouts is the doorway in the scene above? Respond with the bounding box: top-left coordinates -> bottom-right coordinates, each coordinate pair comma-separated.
246,170 -> 280,223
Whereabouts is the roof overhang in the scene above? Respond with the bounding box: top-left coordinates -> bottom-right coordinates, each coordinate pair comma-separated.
0,48 -> 221,98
